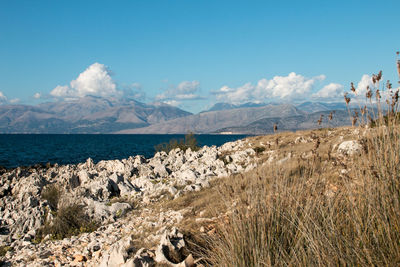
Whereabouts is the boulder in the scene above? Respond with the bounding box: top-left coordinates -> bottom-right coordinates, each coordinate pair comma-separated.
337,140 -> 362,156
99,236 -> 136,267
154,227 -> 194,267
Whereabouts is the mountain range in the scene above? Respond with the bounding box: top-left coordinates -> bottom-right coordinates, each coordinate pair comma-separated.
0,96 -> 191,133
0,97 -> 352,134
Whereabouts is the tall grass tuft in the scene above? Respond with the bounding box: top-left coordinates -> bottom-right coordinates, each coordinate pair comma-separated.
205,52 -> 400,266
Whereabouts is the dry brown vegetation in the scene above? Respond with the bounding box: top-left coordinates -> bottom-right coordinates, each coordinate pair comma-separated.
156,55 -> 400,266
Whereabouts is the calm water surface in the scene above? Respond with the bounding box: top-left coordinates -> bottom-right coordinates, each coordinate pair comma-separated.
0,134 -> 248,168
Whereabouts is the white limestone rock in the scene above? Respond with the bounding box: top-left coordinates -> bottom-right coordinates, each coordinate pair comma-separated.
337,140 -> 362,156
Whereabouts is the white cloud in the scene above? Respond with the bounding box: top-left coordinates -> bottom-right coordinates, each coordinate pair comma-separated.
312,83 -> 344,99
355,74 -> 374,96
0,92 -> 20,104
176,81 -> 200,94
50,63 -> 118,99
33,93 -> 41,99
214,73 -> 325,104
255,73 -> 326,99
163,100 -> 181,106
156,80 -> 202,101
215,83 -> 254,104
0,91 -> 7,103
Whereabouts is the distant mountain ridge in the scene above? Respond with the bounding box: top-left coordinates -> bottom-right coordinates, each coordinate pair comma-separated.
0,97 -> 352,134
204,102 -> 267,112
295,101 -> 348,113
118,103 -> 306,134
204,101 -> 348,113
216,110 -> 352,134
0,96 -> 191,133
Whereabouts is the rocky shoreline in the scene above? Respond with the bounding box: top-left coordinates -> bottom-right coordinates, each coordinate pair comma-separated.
0,138 -> 258,266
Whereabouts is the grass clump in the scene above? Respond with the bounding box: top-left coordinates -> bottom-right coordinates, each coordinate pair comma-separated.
41,184 -> 61,210
36,203 -> 98,241
254,146 -> 266,154
38,185 -> 98,241
155,132 -> 200,153
203,54 -> 400,266
0,246 -> 12,257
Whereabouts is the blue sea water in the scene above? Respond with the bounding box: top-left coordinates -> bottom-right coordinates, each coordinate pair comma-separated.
0,134 -> 248,169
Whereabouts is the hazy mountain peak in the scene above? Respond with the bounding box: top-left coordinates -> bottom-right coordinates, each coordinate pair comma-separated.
0,97 -> 191,133
204,102 -> 267,112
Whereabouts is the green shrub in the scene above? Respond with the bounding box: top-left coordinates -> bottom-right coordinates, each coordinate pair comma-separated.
41,184 -> 61,210
254,146 -> 266,154
155,132 -> 200,153
36,203 -> 98,241
0,245 -> 11,257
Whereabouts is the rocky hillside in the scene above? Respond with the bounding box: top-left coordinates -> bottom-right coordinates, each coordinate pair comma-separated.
118,103 -> 304,134
0,126 -> 367,266
216,109 -> 352,134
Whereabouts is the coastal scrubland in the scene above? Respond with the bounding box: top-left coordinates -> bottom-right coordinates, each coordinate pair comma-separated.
155,66 -> 400,266
1,61 -> 400,266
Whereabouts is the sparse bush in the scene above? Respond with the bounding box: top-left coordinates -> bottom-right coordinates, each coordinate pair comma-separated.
41,184 -> 61,210
36,203 -> 98,241
254,146 -> 265,154
155,132 -> 200,153
0,245 -> 11,257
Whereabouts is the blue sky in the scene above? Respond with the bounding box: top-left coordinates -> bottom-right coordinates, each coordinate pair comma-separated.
0,0 -> 399,113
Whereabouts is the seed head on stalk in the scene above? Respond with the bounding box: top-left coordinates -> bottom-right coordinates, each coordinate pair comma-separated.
366,86 -> 372,99
361,105 -> 367,116
397,51 -> 400,82
344,92 -> 351,105
317,114 -> 324,125
328,111 -> 335,121
386,80 -> 392,90
350,82 -> 356,93
376,89 -> 381,101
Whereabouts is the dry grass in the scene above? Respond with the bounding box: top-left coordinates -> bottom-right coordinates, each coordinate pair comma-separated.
36,203 -> 98,241
145,59 -> 400,266
195,61 -> 400,266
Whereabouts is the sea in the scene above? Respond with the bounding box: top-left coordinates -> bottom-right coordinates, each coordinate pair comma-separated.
0,134 -> 248,169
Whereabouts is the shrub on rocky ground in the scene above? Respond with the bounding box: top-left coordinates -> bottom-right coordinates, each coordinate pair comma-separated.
155,132 -> 199,153
253,146 -> 265,154
41,184 -> 61,210
0,245 -> 12,257
36,203 -> 98,241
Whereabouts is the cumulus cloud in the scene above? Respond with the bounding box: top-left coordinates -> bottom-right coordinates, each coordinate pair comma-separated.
156,80 -> 203,103
350,74 -> 395,103
33,92 -> 41,99
0,92 -> 19,104
50,63 -> 118,99
163,100 -> 181,107
214,83 -> 254,104
312,83 -> 344,99
355,74 -> 374,96
255,73 -> 325,99
0,91 -> 7,103
214,73 -> 326,104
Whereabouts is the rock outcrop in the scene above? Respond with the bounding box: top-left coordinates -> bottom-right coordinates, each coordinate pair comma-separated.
0,139 -> 257,266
